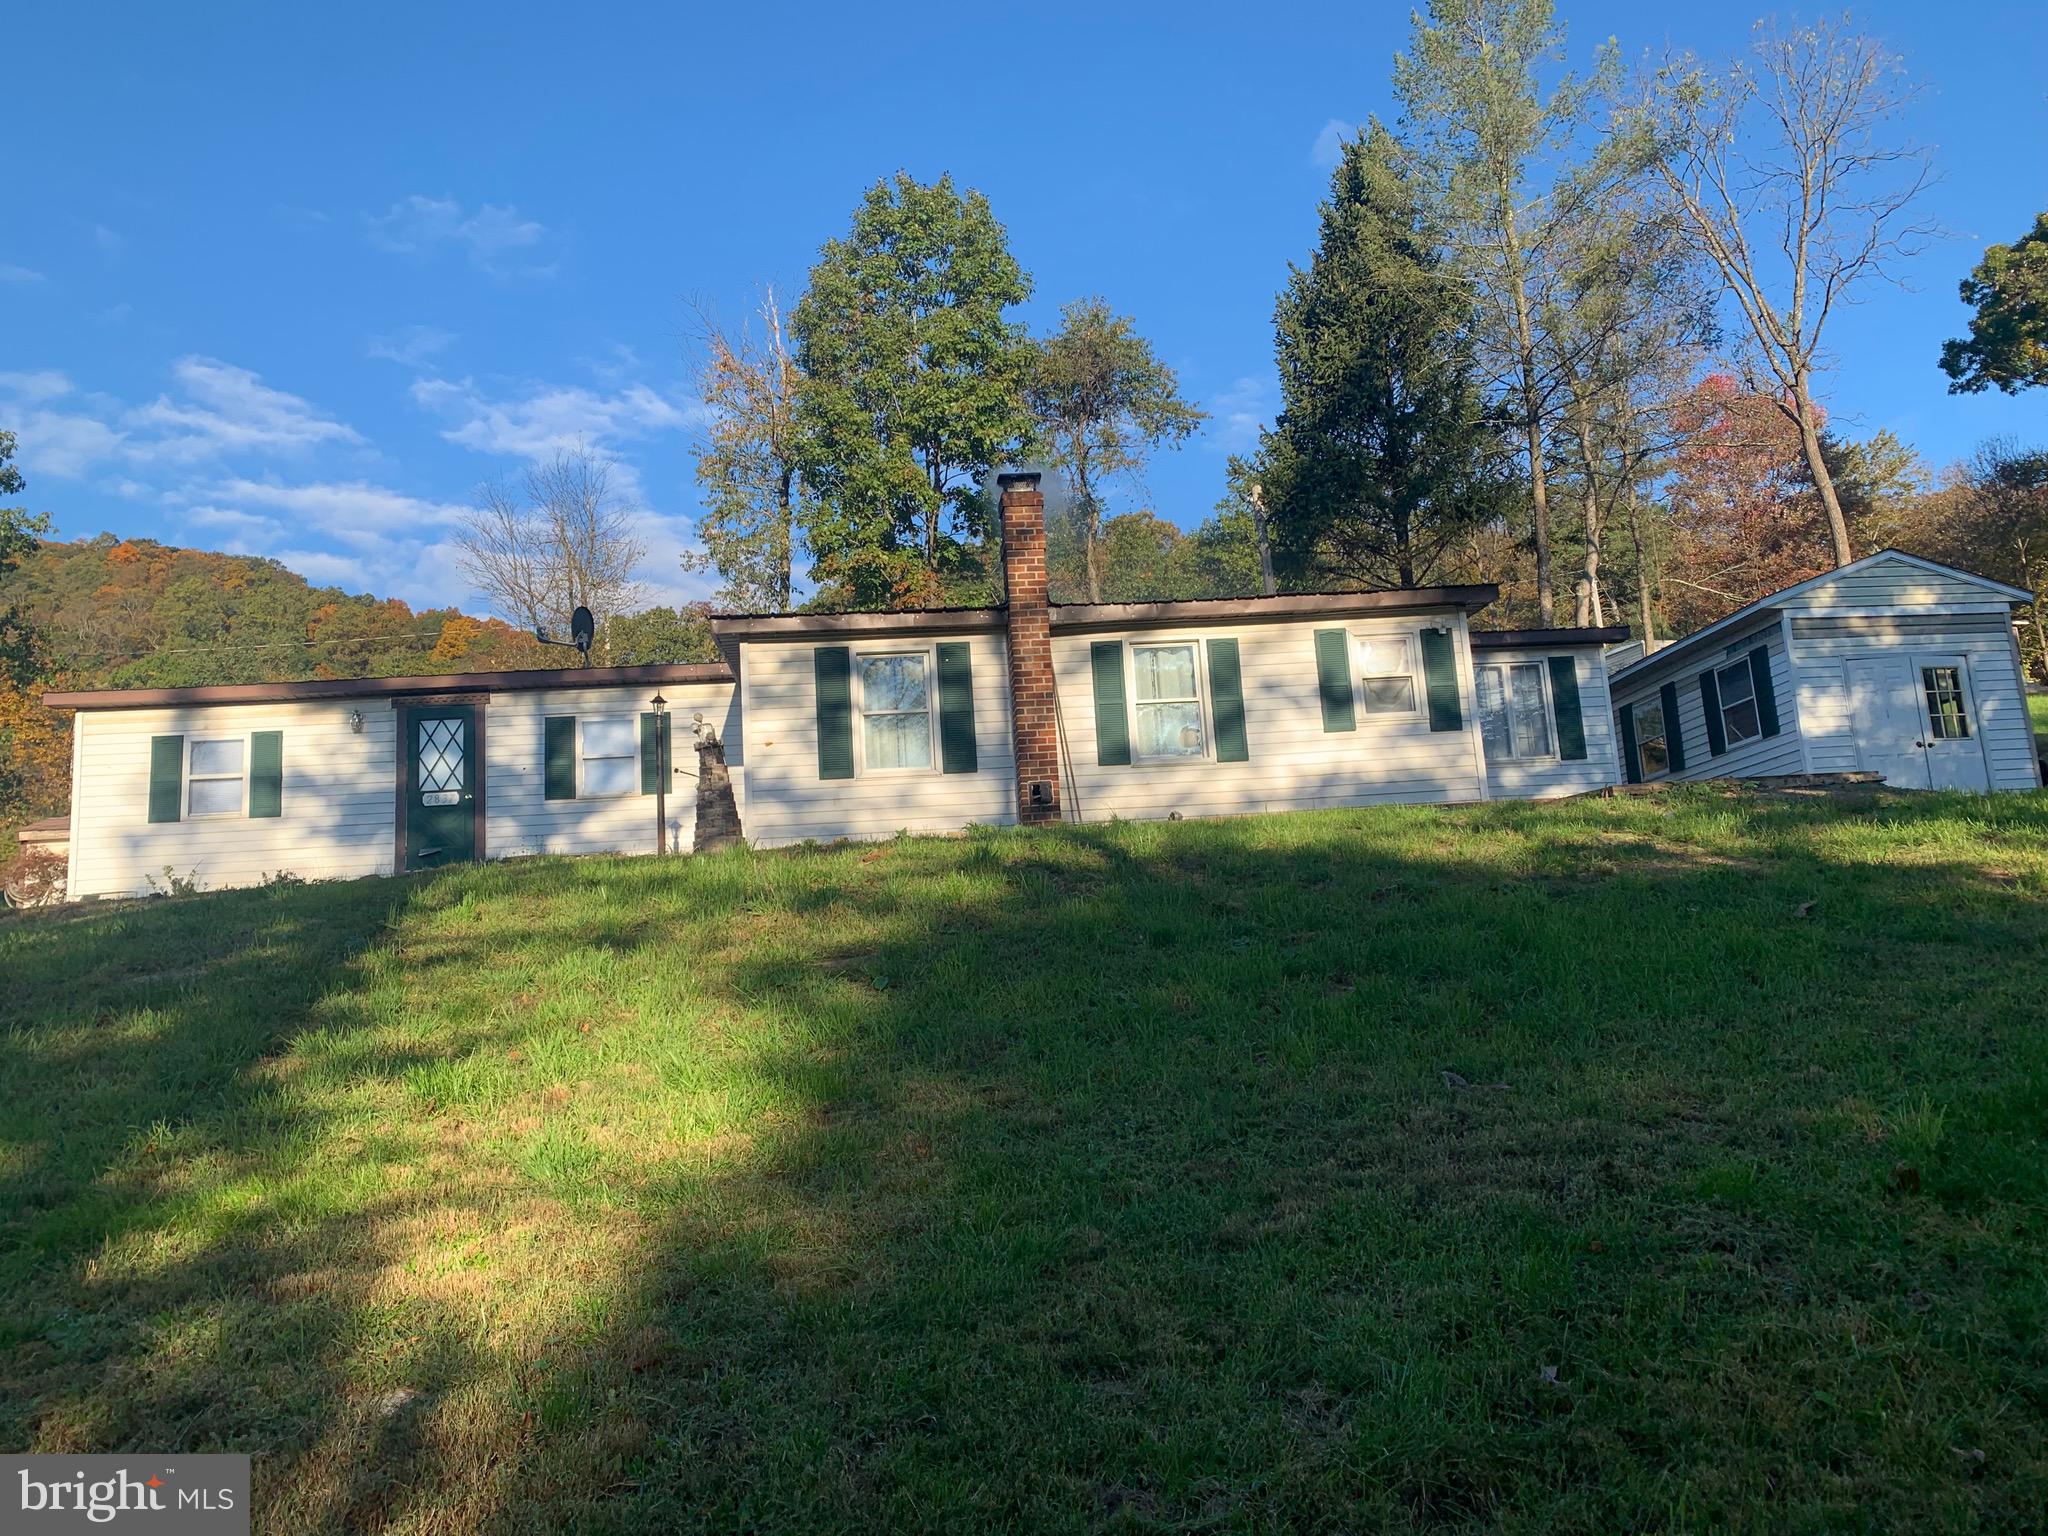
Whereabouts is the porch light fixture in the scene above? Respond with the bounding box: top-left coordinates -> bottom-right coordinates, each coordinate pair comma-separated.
347,709 -> 365,734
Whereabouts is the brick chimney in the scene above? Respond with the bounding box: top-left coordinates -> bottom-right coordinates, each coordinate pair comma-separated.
999,471 -> 1061,825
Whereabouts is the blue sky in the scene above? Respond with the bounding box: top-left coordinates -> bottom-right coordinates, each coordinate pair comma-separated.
5,1 -> 2045,616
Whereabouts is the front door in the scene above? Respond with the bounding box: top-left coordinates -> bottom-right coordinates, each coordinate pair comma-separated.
1846,656 -> 1931,788
403,705 -> 481,868
1916,657 -> 1991,792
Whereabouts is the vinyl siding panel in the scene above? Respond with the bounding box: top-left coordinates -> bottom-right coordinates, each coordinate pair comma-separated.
485,682 -> 740,858
67,701 -> 399,898
1788,616 -> 2038,793
1611,621 -> 1805,784
1476,646 -> 1620,799
1779,558 -> 2017,617
1053,611 -> 1488,821
737,631 -> 1017,847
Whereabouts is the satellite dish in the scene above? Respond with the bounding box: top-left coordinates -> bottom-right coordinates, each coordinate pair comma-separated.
570,606 -> 595,656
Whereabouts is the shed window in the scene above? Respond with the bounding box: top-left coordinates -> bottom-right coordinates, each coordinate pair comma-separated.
580,717 -> 638,796
1635,700 -> 1670,778
1132,642 -> 1205,758
1715,658 -> 1762,747
1922,666 -> 1970,739
1476,663 -> 1552,760
1355,634 -> 1418,716
187,738 -> 246,817
860,652 -> 933,770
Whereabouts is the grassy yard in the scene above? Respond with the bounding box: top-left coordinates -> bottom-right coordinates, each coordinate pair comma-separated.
6,790 -> 2048,1533
2030,690 -> 2047,736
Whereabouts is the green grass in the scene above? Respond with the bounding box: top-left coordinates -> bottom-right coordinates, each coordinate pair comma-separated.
6,788 -> 2048,1533
2029,690 -> 2047,736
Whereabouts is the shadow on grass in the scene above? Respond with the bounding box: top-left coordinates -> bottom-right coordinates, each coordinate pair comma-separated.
3,788 -> 2047,1532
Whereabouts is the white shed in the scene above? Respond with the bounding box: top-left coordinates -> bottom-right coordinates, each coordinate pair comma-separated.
1607,552 -> 2042,794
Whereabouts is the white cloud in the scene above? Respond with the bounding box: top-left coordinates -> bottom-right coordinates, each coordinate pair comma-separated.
411,376 -> 699,459
1207,375 -> 1278,454
0,264 -> 45,285
1311,118 -> 1359,171
367,195 -> 552,275
129,356 -> 364,462
91,223 -> 123,260
0,369 -> 75,402
367,325 -> 456,368
201,477 -> 467,548
6,410 -> 126,477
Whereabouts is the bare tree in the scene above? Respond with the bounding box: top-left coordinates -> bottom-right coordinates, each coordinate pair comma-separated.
683,286 -> 807,611
1638,15 -> 1936,568
457,445 -> 645,646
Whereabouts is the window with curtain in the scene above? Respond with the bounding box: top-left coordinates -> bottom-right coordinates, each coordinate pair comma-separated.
1475,663 -> 1552,759
1355,633 -> 1418,715
1131,643 -> 1205,758
580,717 -> 637,795
860,653 -> 933,770
187,738 -> 246,816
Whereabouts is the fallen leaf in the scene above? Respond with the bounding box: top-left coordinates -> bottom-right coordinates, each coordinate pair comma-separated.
1538,1365 -> 1559,1386
1792,900 -> 1815,919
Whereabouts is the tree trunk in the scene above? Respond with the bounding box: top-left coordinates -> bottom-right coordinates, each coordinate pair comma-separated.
1250,484 -> 1277,597
1791,373 -> 1854,566
776,467 -> 795,609
1500,211 -> 1553,625
1079,476 -> 1104,604
1623,483 -> 1657,650
1571,416 -> 1605,628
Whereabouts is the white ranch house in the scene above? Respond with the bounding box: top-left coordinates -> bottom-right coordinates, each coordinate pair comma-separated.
39,480 -> 2042,900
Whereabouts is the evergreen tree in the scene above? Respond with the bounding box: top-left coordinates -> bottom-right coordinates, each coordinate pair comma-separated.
1261,123 -> 1504,589
792,173 -> 1034,608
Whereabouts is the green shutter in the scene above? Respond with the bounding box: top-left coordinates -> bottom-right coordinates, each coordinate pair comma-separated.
1090,641 -> 1131,766
1207,637 -> 1249,763
1420,628 -> 1462,732
815,646 -> 854,780
936,641 -> 977,774
248,730 -> 283,817
639,712 -> 672,794
544,716 -> 577,800
1546,656 -> 1586,761
1313,629 -> 1355,733
148,734 -> 184,823
1618,705 -> 1641,784
1748,646 -> 1781,737
1659,681 -> 1687,772
1699,668 -> 1727,756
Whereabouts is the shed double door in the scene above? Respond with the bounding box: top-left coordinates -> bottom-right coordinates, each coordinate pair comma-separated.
1844,654 -> 1989,792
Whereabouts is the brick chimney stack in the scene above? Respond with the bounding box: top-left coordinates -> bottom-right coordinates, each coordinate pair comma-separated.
999,472 -> 1061,825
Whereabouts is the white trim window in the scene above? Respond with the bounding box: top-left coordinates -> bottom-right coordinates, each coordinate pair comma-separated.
1130,641 -> 1206,760
1353,631 -> 1419,717
580,717 -> 638,796
1636,699 -> 1671,778
1476,662 -> 1552,760
1714,658 -> 1762,747
1922,664 -> 1971,739
186,737 -> 247,817
858,651 -> 935,771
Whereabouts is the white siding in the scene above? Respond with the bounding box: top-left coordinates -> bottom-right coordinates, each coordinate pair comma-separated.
1475,646 -> 1620,800
484,682 -> 741,858
67,701 -> 398,899
1611,620 -> 1805,784
737,630 -> 1017,847
1053,610 -> 1489,822
1779,557 -> 2017,618
1789,614 -> 2040,793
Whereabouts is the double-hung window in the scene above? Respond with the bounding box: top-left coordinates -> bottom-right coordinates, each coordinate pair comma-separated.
580,717 -> 638,796
860,652 -> 934,770
1635,699 -> 1670,778
1714,658 -> 1762,747
1131,642 -> 1205,759
1355,633 -> 1419,717
1922,665 -> 1970,738
186,738 -> 247,817
1476,662 -> 1553,760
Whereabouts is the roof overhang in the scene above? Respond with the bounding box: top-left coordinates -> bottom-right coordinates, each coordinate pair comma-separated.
1470,625 -> 1630,650
42,661 -> 735,712
1050,585 -> 1499,633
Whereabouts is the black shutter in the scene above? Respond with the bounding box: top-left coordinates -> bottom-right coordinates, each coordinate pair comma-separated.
815,646 -> 854,780
1660,681 -> 1686,772
1090,641 -> 1131,766
544,716 -> 577,800
1618,705 -> 1641,785
1420,628 -> 1462,732
148,735 -> 183,823
249,730 -> 283,817
1749,646 -> 1781,737
1546,656 -> 1586,761
1700,669 -> 1727,756
1206,638 -> 1249,763
1313,629 -> 1355,733
936,642 -> 977,774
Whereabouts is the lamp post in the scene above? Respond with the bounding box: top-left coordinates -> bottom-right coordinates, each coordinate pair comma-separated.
650,691 -> 668,855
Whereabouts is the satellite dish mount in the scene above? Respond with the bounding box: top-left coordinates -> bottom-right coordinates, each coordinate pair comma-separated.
535,604 -> 598,667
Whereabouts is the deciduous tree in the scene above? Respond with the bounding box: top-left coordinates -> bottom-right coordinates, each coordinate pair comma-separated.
457,445 -> 646,641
